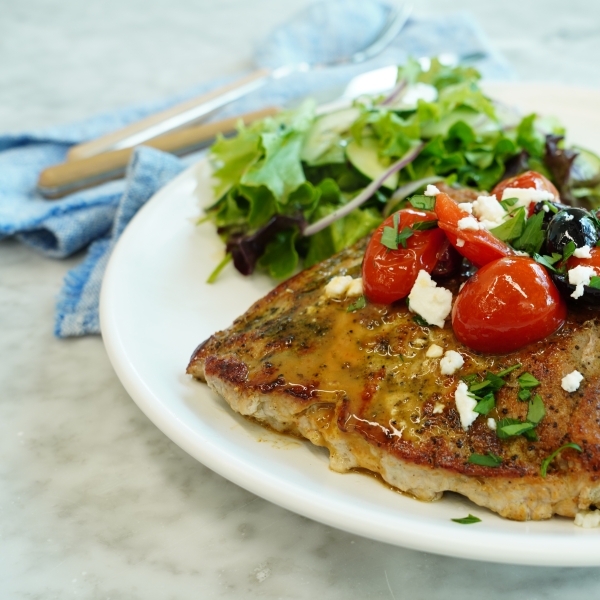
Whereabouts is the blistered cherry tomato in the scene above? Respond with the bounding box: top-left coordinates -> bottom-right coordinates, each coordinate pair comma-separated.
362,209 -> 446,304
491,171 -> 560,216
435,192 -> 515,268
452,257 -> 567,354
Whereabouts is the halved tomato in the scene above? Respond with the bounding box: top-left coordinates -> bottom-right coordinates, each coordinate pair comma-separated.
362,208 -> 446,304
434,192 -> 514,268
491,171 -> 560,216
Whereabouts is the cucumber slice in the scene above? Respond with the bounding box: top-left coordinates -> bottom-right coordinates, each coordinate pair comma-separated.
571,146 -> 600,187
346,137 -> 398,190
301,107 -> 360,166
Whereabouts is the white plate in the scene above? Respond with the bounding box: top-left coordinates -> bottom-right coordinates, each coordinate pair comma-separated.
101,83 -> 600,566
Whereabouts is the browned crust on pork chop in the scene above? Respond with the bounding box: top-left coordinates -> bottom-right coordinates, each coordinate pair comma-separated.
187,239 -> 600,521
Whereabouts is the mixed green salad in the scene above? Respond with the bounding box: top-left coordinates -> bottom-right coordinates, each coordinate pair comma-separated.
201,58 -> 600,281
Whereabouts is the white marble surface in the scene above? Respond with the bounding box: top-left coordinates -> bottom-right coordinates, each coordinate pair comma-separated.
3,0 -> 600,597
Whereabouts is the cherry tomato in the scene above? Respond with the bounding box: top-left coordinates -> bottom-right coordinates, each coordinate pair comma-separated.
566,246 -> 600,271
434,192 -> 515,268
491,171 -> 560,216
362,209 -> 446,304
452,257 -> 567,354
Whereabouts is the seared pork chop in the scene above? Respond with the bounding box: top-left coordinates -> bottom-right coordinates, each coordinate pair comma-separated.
187,238 -> 600,521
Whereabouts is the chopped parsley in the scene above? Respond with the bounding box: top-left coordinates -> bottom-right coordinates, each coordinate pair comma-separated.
409,195 -> 435,211
526,394 -> 546,424
540,443 -> 583,478
497,419 -> 535,438
451,514 -> 482,525
533,252 -> 562,273
412,219 -> 438,231
518,372 -> 541,389
490,207 -> 525,242
468,452 -> 502,467
518,389 -> 531,402
499,196 -> 519,211
496,363 -> 522,377
473,392 -> 495,415
347,295 -> 366,312
412,314 -> 430,327
512,211 -> 545,255
589,276 -> 600,290
562,240 -> 577,262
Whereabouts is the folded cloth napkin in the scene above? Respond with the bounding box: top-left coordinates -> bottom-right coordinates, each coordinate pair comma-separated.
0,2 -> 513,338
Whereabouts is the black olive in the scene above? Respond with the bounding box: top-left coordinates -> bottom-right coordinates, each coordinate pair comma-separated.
545,208 -> 599,255
531,200 -> 570,230
550,271 -> 600,305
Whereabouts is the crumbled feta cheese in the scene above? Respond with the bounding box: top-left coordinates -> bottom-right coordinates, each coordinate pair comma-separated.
454,381 -> 478,430
458,202 -> 473,214
424,184 -> 440,197
568,265 -> 597,299
456,238 -> 465,248
542,204 -> 550,213
575,510 -> 600,528
440,350 -> 464,375
561,370 -> 584,392
513,250 -> 529,257
565,214 -> 574,222
324,276 -> 353,298
407,270 -> 453,328
426,343 -> 444,358
471,195 -> 508,230
574,245 -> 593,259
346,277 -> 363,297
457,216 -> 482,231
501,187 -> 554,210
432,402 -> 445,414
487,418 -> 497,431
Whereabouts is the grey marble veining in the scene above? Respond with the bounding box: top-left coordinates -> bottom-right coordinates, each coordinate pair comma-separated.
3,1 -> 600,598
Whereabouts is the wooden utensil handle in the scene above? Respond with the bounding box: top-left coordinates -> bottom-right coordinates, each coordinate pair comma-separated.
38,106 -> 280,199
66,68 -> 272,161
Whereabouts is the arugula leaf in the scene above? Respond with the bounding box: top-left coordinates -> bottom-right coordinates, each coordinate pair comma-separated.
473,393 -> 495,415
490,208 -> 525,242
518,373 -> 541,389
512,211 -> 545,256
468,453 -> 502,467
540,443 -> 582,478
451,514 -> 482,525
412,220 -> 438,231
408,196 -> 435,210
347,295 -> 367,312
527,395 -> 546,425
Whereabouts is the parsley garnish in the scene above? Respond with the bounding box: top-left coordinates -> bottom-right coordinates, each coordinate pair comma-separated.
473,393 -> 495,415
397,227 -> 413,249
518,372 -> 540,389
562,240 -> 576,262
451,514 -> 482,525
412,219 -> 438,231
543,200 -> 559,214
496,363 -> 522,378
533,252 -> 562,273
497,419 -> 535,438
412,315 -> 430,327
468,452 -> 502,467
518,389 -> 531,402
540,443 -> 583,478
512,211 -> 545,255
347,295 -> 366,312
526,394 -> 546,424
490,207 -> 525,242
589,276 -> 600,290
409,195 -> 435,211
499,197 -> 519,211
